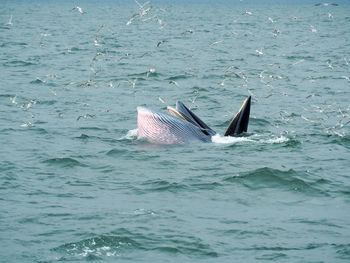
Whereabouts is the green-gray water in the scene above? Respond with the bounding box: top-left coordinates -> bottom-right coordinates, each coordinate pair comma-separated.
1,1 -> 350,262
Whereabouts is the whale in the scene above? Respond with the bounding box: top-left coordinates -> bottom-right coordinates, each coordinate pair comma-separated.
137,96 -> 251,144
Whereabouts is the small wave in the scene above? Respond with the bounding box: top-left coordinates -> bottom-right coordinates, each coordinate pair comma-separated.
53,229 -> 217,259
76,134 -> 89,139
166,74 -> 191,81
118,129 -> 138,140
43,157 -> 86,168
30,78 -> 46,84
106,148 -> 129,157
3,60 -> 37,67
53,234 -> 141,260
141,179 -> 188,192
223,167 -> 326,195
334,243 -> 350,259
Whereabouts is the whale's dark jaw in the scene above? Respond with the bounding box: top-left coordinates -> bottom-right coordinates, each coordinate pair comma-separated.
224,96 -> 251,136
137,96 -> 251,144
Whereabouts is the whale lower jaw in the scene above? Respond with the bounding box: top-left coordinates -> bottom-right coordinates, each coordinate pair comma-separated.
137,107 -> 211,144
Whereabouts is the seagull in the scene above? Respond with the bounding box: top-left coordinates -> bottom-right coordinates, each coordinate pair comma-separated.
134,0 -> 151,9
220,78 -> 232,86
272,29 -> 282,37
146,66 -> 155,77
92,52 -> 103,62
49,88 -> 57,96
139,51 -> 152,58
301,115 -> 316,123
181,29 -> 194,35
342,76 -> 350,82
310,25 -> 317,33
5,15 -> 13,26
169,80 -> 179,86
157,40 -> 167,47
156,18 -> 163,27
268,17 -> 276,23
9,95 -> 17,105
93,37 -> 102,46
139,6 -> 152,19
117,53 -> 131,61
158,96 -> 166,104
328,12 -> 333,19
72,6 -> 84,14
210,40 -> 223,46
77,114 -> 95,121
20,122 -> 33,127
255,47 -> 264,55
21,100 -> 36,110
126,13 -> 139,26
118,79 -> 138,89
327,60 -> 333,69
243,11 -> 253,15
293,59 -> 305,65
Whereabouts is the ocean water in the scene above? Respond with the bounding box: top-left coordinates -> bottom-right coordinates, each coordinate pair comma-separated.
1,1 -> 350,262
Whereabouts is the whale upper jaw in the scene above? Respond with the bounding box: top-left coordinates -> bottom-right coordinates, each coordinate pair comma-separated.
224,96 -> 251,136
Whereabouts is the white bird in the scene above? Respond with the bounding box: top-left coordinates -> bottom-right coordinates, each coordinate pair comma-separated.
146,66 -> 155,77
157,40 -> 167,47
327,60 -> 333,69
77,114 -> 95,121
134,0 -> 150,9
5,15 -> 13,26
169,80 -> 179,87
156,18 -> 163,27
310,25 -> 317,33
255,47 -> 264,55
210,40 -> 223,46
20,122 -> 33,128
301,115 -> 315,123
118,79 -> 138,89
9,95 -> 17,105
158,96 -> 166,104
220,78 -> 232,86
259,70 -> 267,81
49,88 -> 57,96
72,6 -> 84,14
268,17 -> 276,23
293,59 -> 305,65
342,76 -> 350,82
126,14 -> 139,26
328,12 -> 333,19
243,11 -> 253,15
181,29 -> 194,35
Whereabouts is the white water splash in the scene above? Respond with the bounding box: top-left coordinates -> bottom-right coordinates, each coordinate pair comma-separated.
211,134 -> 254,144
212,134 -> 289,145
263,136 -> 289,144
118,129 -> 138,140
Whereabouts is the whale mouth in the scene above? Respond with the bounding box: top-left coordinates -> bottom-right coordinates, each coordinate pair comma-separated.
137,96 -> 251,144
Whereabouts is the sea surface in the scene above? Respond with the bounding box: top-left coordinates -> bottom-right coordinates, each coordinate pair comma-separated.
1,0 -> 350,262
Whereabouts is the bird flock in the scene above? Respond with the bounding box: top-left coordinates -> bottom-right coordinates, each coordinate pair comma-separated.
4,0 -> 350,138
